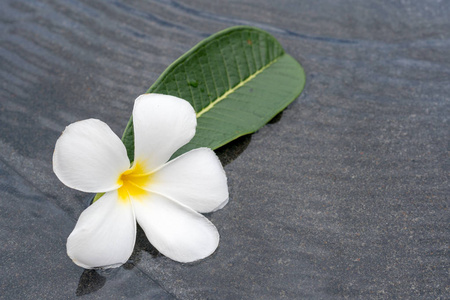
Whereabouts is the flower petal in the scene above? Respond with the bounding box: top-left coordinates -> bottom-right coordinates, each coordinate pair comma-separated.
150,148 -> 228,213
132,94 -> 196,172
67,191 -> 136,269
132,193 -> 219,263
53,119 -> 130,193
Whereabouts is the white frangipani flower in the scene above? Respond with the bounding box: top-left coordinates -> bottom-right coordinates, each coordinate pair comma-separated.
53,94 -> 228,269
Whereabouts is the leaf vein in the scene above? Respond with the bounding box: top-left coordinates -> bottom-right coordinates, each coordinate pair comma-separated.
196,54 -> 282,118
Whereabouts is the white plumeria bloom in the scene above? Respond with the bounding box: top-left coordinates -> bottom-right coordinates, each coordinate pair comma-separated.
53,94 -> 228,269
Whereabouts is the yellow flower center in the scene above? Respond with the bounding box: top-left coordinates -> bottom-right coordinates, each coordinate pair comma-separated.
117,161 -> 153,202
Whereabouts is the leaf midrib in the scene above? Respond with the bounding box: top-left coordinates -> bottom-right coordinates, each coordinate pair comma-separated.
196,54 -> 282,118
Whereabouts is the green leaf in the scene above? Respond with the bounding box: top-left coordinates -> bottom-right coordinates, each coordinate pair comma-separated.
94,26 -> 305,203
121,26 -> 305,163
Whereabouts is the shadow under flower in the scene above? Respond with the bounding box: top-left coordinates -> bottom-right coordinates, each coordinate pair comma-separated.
76,110 -> 284,295
123,225 -> 161,270
76,269 -> 106,296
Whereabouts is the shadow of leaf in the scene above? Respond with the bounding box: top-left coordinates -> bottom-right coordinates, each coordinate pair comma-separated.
215,134 -> 252,166
214,111 -> 283,166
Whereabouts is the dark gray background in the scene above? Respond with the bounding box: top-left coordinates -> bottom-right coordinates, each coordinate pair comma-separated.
1,0 -> 449,299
